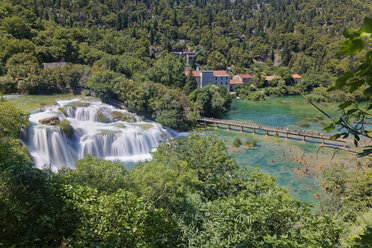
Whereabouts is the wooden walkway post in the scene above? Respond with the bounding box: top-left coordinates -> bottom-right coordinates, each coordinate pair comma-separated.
253,128 -> 256,134
265,130 -> 269,136
303,136 -> 306,141
228,125 -> 231,131
241,127 -> 244,133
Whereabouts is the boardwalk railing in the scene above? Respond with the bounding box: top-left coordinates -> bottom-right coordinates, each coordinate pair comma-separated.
198,117 -> 351,146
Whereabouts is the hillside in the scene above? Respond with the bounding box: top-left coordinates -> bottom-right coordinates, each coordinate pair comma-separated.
1,0 -> 371,76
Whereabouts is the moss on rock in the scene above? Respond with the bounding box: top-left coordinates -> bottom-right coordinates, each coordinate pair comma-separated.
96,112 -> 112,123
138,123 -> 153,130
39,116 -> 60,125
112,111 -> 135,122
58,107 -> 67,116
59,119 -> 74,138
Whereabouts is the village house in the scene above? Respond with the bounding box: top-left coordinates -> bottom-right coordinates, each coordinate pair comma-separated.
185,70 -> 230,90
233,74 -> 253,84
229,78 -> 244,92
292,74 -> 302,83
185,70 -> 201,88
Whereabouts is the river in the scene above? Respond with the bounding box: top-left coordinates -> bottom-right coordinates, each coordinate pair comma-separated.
204,96 -> 348,203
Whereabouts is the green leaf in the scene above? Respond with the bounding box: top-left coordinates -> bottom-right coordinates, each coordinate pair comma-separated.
336,38 -> 366,56
324,123 -> 335,133
363,86 -> 372,96
332,72 -> 354,90
338,101 -> 352,109
346,109 -> 358,115
363,17 -> 372,33
348,79 -> 364,93
330,134 -> 341,140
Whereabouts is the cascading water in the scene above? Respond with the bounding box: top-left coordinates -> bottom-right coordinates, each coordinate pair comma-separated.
26,99 -> 174,171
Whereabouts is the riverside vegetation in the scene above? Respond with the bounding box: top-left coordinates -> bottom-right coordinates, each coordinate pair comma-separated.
0,0 -> 372,247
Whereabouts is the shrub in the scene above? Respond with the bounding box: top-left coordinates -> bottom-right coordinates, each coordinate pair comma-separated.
244,139 -> 258,147
232,137 -> 242,148
0,76 -> 15,94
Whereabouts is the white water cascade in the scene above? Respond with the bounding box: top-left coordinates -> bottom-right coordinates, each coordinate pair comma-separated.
26,99 -> 175,171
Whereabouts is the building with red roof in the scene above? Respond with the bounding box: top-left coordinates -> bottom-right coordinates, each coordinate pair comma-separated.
184,70 -> 230,90
233,74 -> 253,84
292,74 -> 302,83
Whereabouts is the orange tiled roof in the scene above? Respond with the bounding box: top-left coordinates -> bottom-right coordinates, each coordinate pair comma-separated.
292,74 -> 302,79
185,71 -> 201,77
213,70 -> 229,76
238,74 -> 253,79
230,79 -> 244,85
265,75 -> 277,81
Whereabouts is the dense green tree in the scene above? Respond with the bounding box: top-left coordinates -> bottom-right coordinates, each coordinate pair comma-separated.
1,16 -> 31,39
58,155 -> 128,194
146,54 -> 186,89
87,70 -> 120,101
6,53 -> 39,80
189,85 -> 231,118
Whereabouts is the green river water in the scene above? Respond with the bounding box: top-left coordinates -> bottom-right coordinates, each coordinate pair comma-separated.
204,96 -> 349,203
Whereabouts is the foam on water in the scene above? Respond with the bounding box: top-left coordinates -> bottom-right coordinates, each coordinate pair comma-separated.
26,99 -> 174,171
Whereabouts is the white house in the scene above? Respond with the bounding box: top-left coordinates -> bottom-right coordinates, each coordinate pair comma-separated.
233,74 -> 253,84
184,70 -> 230,90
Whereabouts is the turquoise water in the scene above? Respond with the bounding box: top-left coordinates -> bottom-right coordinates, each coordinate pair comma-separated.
204,96 -> 347,203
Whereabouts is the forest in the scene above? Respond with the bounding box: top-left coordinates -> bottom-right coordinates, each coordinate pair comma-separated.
1,0 -> 372,129
0,0 -> 372,247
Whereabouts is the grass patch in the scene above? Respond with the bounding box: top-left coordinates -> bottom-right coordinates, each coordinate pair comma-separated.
5,94 -> 80,113
59,120 -> 74,138
138,123 -> 153,130
64,101 -> 90,108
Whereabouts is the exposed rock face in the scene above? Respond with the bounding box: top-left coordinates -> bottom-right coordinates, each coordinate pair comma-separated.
39,116 -> 60,125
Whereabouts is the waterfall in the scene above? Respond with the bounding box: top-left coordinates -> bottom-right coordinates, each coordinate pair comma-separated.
26,99 -> 174,171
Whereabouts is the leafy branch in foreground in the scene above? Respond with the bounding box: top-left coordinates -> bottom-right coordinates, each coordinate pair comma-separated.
325,17 -> 372,156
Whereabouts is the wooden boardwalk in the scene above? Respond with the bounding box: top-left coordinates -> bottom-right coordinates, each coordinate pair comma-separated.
198,117 -> 351,147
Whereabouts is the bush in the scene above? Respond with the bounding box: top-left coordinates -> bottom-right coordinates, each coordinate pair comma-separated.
0,76 -> 15,94
244,139 -> 258,147
232,137 -> 242,148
